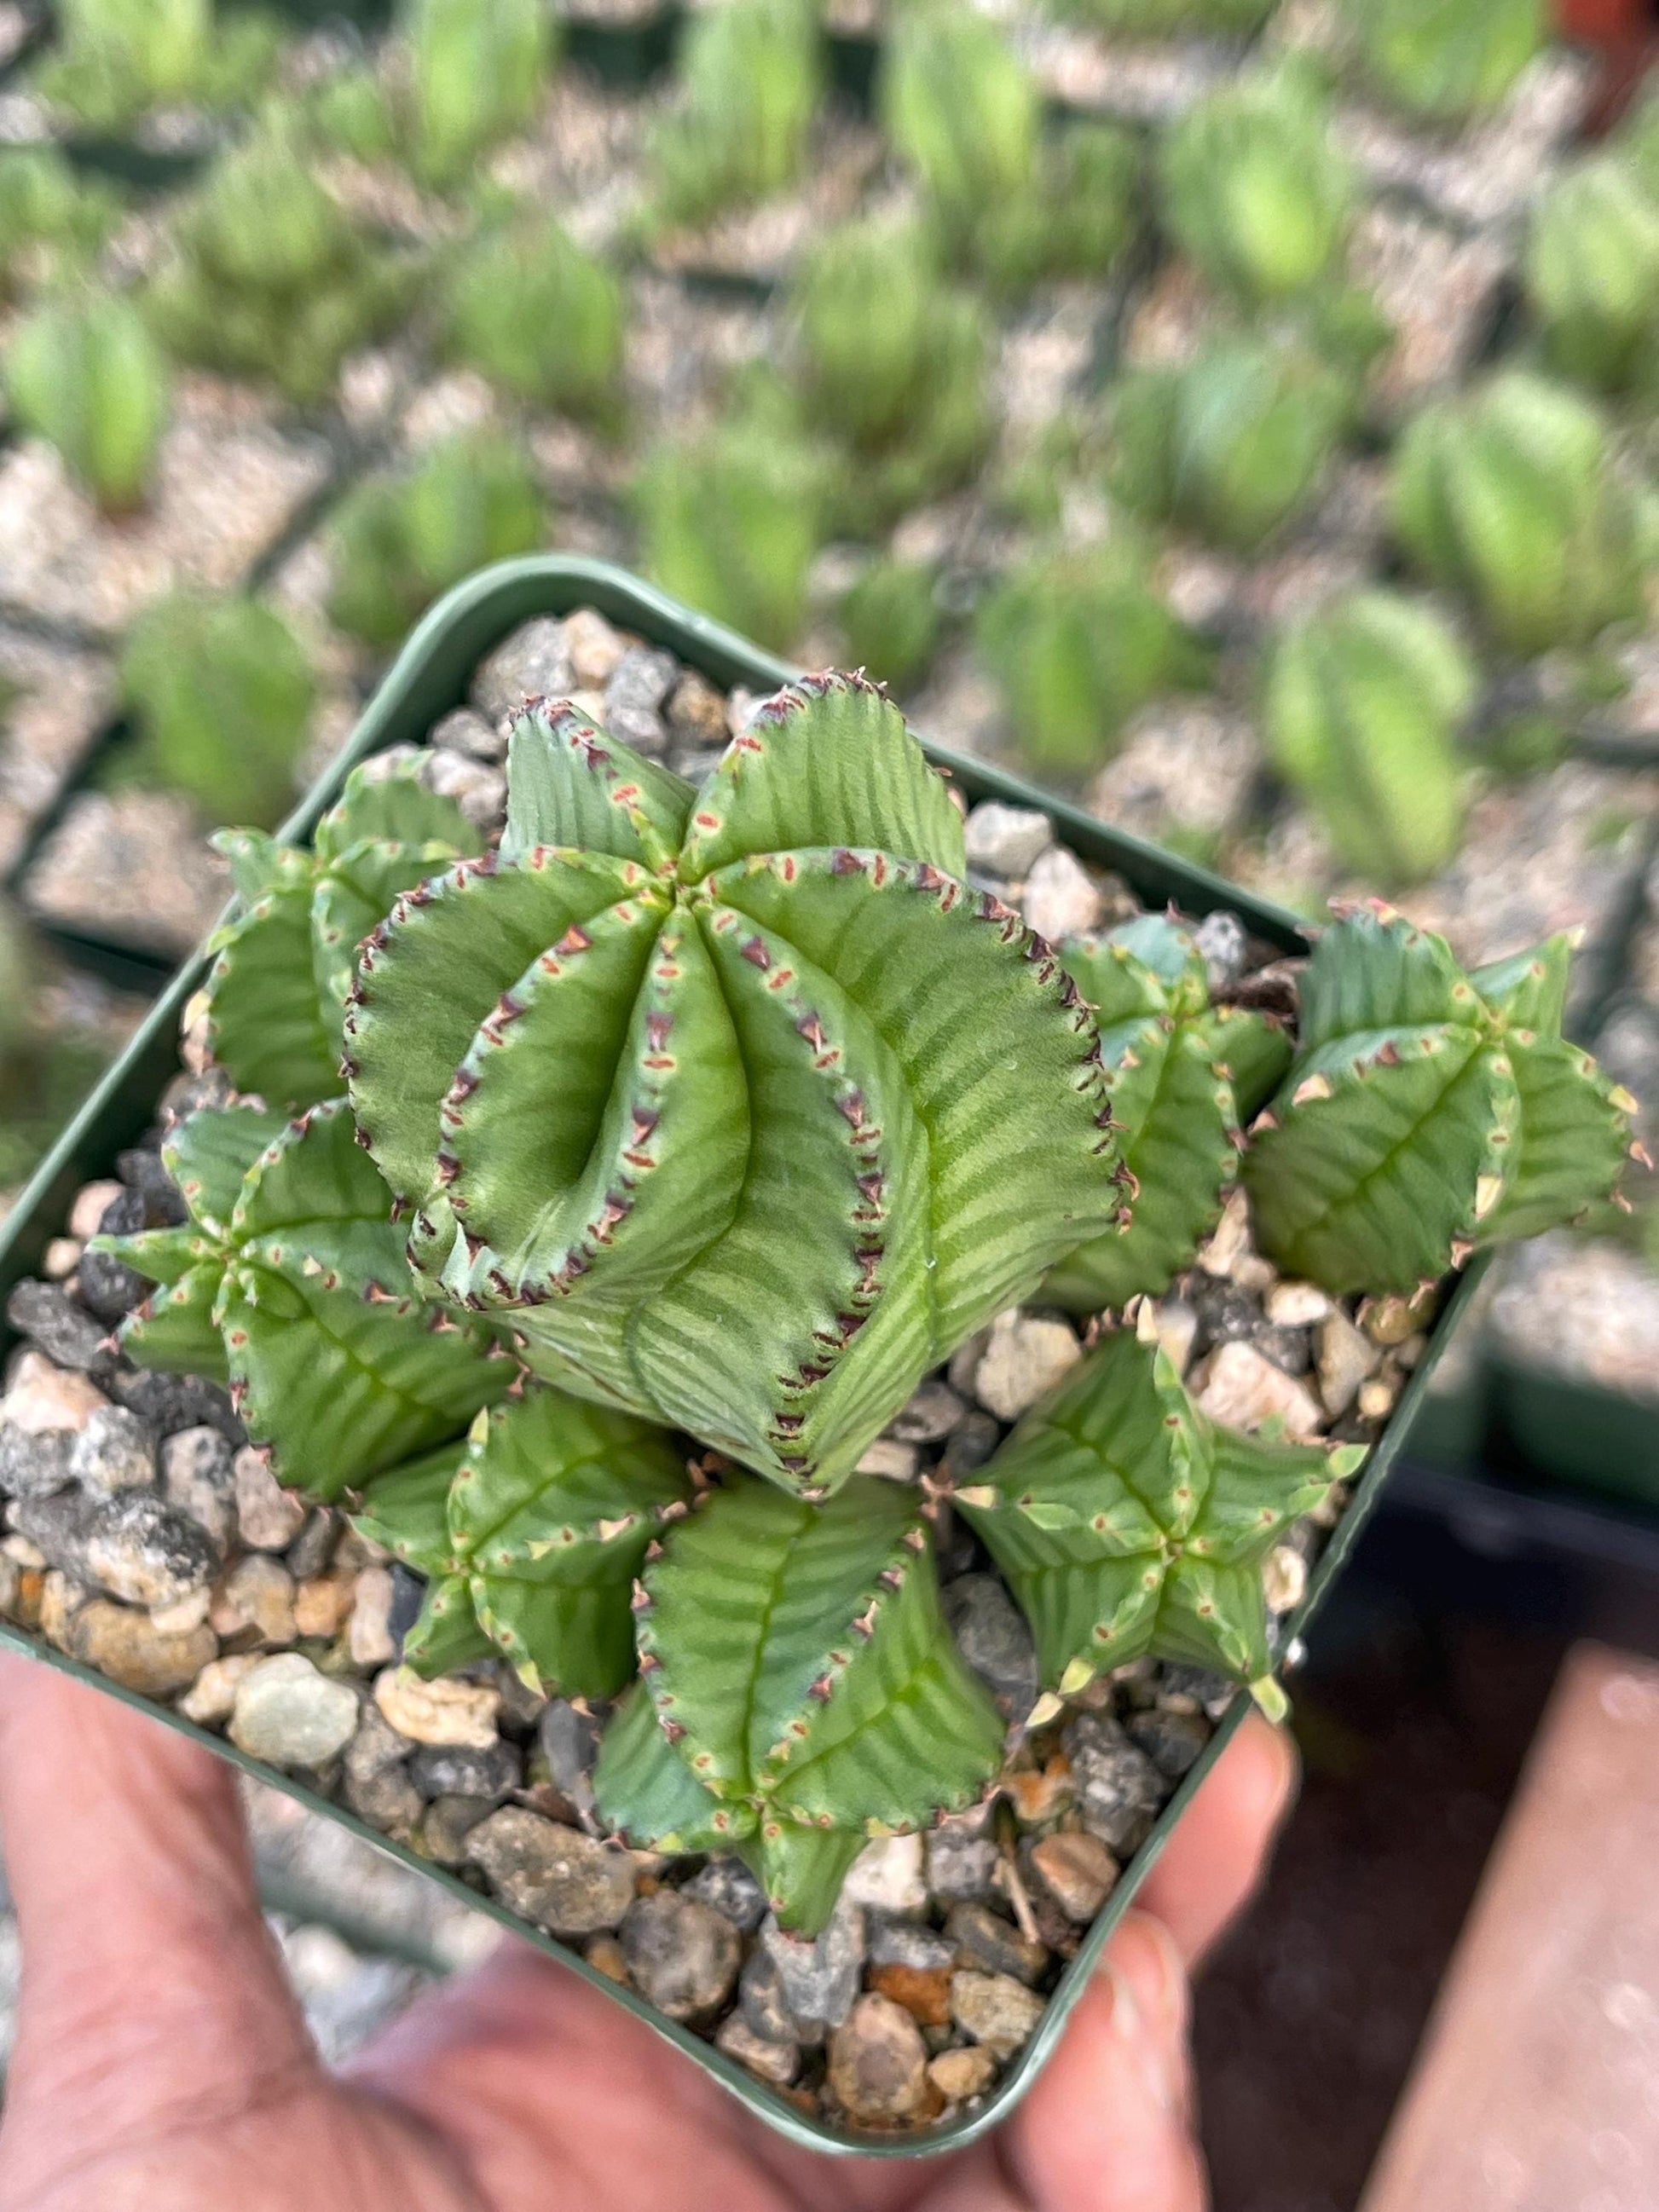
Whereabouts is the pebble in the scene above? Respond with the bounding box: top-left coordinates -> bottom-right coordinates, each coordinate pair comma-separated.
40,1568 -> 89,1649
348,1567 -> 398,1667
829,1994 -> 931,2123
1196,1188 -> 1251,1278
950,1970 -> 1046,2059
1029,1833 -> 1119,1923
1316,1308 -> 1381,1418
621,1891 -> 742,2020
929,2045 -> 998,2104
940,1412 -> 1000,1481
78,1490 -> 221,1608
465,1808 -> 636,1937
293,1569 -> 356,1639
1125,1706 -> 1211,1781
739,1947 -> 806,2046
538,1699 -> 600,1804
234,1450 -> 307,1551
1265,1280 -> 1332,1329
870,1920 -> 956,1972
563,609 -> 626,687
229,1654 -> 360,1769
868,1962 -> 953,2028
1153,1298 -> 1199,1376
428,705 -> 506,763
160,1425 -> 237,1549
409,1738 -> 522,1802
5,1279 -> 110,1372
946,1902 -> 1049,1988
67,1600 -> 218,1696
761,1897 -> 866,2036
43,1239 -> 82,1279
1357,1373 -> 1399,1422
605,644 -> 678,717
109,1370 -> 242,1446
375,1666 -> 500,1747
973,1309 -> 1080,1422
1065,1714 -> 1168,1854
0,1424 -> 73,1499
856,1437 -> 920,1482
665,669 -> 730,745
76,1244 -> 147,1325
683,1856 -> 768,1933
1192,909 -> 1247,992
151,1588 -> 212,1636
887,1379 -> 968,1444
943,1573 -> 1038,1719
3,1350 -> 107,1435
1022,846 -> 1106,943
425,751 -> 506,828
714,2012 -> 801,2087
177,1651 -> 262,1724
211,1554 -> 298,1646
469,615 -> 575,722
68,1181 -> 123,1239
926,1811 -> 1001,1903
342,1707 -> 424,1831
962,802 -> 1053,879
843,1834 -> 928,1918
422,1793 -> 494,1866
1193,1341 -> 1324,1440
286,1508 -> 339,1581
68,1406 -> 155,1495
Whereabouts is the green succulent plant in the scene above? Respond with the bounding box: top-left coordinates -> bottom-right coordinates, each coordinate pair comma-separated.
118,591 -> 316,832
402,0 -> 555,190
838,558 -> 942,694
0,147 -> 120,298
36,0 -> 280,130
1111,334 -> 1350,552
976,543 -> 1211,777
200,753 -> 483,1112
1046,916 -> 1291,1311
442,212 -> 624,429
0,903 -> 114,1193
96,1100 -> 513,1495
302,61 -> 398,165
1262,590 -> 1476,887
1158,61 -> 1354,304
340,677 -> 1126,1495
1243,904 -> 1638,1296
956,1319 -> 1363,1718
882,7 -> 1039,238
646,0 -> 822,230
354,1388 -> 690,1689
1391,372 -> 1651,657
1047,0 -> 1274,26
974,118 -> 1142,297
146,123 -> 416,408
3,288 -> 170,512
594,1471 -> 1005,1932
1524,153 -> 1659,395
1343,0 -> 1546,123
327,431 -> 546,650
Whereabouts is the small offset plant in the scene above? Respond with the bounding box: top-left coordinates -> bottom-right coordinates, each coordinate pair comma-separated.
1262,589 -> 1476,886
838,557 -> 943,694
975,118 -> 1142,297
1392,371 -> 1652,657
646,0 -> 822,231
35,0 -> 280,131
1342,0 -> 1546,123
0,147 -> 119,299
327,431 -> 546,650
118,591 -> 317,831
0,904 -> 113,1193
1159,60 -> 1354,305
976,541 -> 1211,777
1523,153 -> 1659,395
1244,903 -> 1639,1296
147,123 -> 415,407
442,211 -> 625,430
1111,333 -> 1350,552
1045,916 -> 1290,1311
3,287 -> 170,512
401,0 -> 555,191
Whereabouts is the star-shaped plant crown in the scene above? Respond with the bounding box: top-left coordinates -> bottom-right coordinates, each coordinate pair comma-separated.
1047,914 -> 1290,1312
343,673 -> 1127,1495
353,1387 -> 691,1695
954,1313 -> 1362,1717
96,1100 -> 512,1495
592,1470 -> 1006,1933
1242,903 -> 1639,1296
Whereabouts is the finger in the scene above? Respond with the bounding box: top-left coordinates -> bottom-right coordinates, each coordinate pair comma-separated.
0,1654 -> 316,2130
996,1910 -> 1206,2212
1136,1711 -> 1298,1970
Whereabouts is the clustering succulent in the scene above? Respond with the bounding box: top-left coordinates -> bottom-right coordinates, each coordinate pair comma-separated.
200,752 -> 482,1111
838,557 -> 942,694
0,147 -> 119,300
327,431 -> 546,650
975,118 -> 1142,298
1392,372 -> 1652,657
1045,917 -> 1290,1310
401,0 -> 555,190
975,543 -> 1211,776
1158,61 -> 1354,304
442,211 -> 624,430
0,904 -> 113,1193
1262,590 -> 1475,886
957,1318 -> 1363,1716
1523,153 -> 1659,395
1244,904 -> 1639,1296
3,287 -> 171,512
1343,0 -> 1546,123
118,591 -> 317,831
35,0 -> 280,131
146,123 -> 416,408
1049,0 -> 1275,28
646,0 -> 822,231
1111,333 -> 1350,552
97,1100 -> 513,1494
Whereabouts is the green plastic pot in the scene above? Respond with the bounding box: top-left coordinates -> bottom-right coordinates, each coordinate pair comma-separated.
1488,1358 -> 1659,1507
0,553 -> 1490,2157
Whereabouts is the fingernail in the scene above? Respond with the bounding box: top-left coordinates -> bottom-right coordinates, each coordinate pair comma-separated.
1115,1910 -> 1187,2034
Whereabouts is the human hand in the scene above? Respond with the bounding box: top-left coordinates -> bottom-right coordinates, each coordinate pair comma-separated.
0,1654 -> 1294,2212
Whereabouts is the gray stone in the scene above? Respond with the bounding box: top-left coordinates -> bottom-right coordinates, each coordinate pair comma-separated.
887,1379 -> 968,1445
605,645 -> 678,717
13,1487 -> 219,1608
160,1424 -> 237,1549
739,1947 -> 812,2047
962,802 -> 1053,879
714,2012 -> 800,2087
228,1655 -> 360,1769
538,1698 -> 600,1805
1193,908 -> 1248,992
409,1738 -> 522,1802
422,1794 -> 494,1867
945,1902 -> 1049,1988
761,1896 -> 866,2036
115,1146 -> 187,1227
1065,1713 -> 1168,1854
465,1808 -> 635,1936
604,702 -> 667,758
429,705 -> 506,763
682,1855 -> 768,1934
286,1508 -> 338,1580
1126,1706 -> 1211,1781
943,1573 -> 1038,1720
76,1243 -> 147,1324
926,1812 -> 1000,1903
828,1994 -> 930,2123
940,1412 -> 1000,1482
869,1920 -> 956,1972
950,1970 -> 1046,2059
470,616 -> 575,723
621,1891 -> 742,2020
0,1424 -> 73,1500
5,1279 -> 109,1372
68,1406 -> 155,1496
107,1369 -> 243,1445
342,1708 -> 423,1833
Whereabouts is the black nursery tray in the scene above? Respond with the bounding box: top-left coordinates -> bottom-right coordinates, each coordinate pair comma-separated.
0,553 -> 1488,2157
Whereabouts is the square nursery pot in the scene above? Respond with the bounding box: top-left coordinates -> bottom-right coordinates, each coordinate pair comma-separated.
0,553 -> 1488,2157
